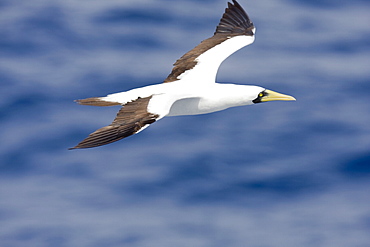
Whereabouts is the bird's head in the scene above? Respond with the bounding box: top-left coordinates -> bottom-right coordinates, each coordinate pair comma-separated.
252,89 -> 296,104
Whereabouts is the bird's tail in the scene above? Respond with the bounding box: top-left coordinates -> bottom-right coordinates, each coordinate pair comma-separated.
75,97 -> 121,106
69,96 -> 159,149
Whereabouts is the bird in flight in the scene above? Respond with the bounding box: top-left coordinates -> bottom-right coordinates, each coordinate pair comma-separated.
70,0 -> 295,150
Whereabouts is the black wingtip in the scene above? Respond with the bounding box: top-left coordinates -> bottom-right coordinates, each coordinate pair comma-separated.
215,0 -> 254,35
231,0 -> 241,7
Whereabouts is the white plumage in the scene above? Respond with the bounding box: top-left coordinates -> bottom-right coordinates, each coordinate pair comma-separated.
70,1 -> 295,149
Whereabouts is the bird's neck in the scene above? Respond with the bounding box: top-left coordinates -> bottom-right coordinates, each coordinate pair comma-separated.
211,83 -> 261,106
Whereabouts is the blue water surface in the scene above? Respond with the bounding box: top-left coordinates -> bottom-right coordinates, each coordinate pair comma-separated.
1,0 -> 370,246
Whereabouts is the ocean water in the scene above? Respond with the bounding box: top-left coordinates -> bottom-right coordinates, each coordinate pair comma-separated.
1,0 -> 370,246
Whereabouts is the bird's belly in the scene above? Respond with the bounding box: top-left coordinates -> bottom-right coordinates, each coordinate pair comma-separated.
167,97 -> 229,116
167,98 -> 202,116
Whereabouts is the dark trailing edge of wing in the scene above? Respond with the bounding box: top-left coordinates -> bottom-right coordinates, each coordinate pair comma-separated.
69,96 -> 159,149
163,0 -> 254,83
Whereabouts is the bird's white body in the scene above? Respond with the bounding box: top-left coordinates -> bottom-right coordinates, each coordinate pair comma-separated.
104,82 -> 264,117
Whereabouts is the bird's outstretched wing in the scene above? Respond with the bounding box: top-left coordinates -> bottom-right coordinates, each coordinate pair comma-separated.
69,96 -> 159,149
164,0 -> 255,84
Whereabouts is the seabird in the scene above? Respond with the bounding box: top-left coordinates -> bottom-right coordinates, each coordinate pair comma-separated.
70,0 -> 295,150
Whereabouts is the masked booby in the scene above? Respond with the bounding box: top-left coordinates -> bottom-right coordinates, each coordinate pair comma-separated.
70,0 -> 295,150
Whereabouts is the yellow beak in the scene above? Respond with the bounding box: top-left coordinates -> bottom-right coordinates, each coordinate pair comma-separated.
261,89 -> 296,102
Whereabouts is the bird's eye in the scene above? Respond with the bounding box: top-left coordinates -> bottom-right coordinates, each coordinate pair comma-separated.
253,91 -> 266,104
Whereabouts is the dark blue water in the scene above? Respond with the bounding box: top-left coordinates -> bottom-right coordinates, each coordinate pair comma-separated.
1,0 -> 370,246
